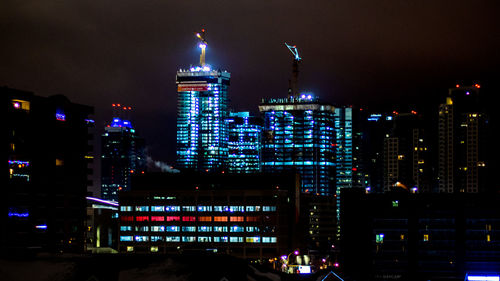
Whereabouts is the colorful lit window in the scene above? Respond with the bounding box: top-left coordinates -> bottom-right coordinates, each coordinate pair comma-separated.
120,206 -> 132,212
229,237 -> 243,243
198,206 -> 212,212
198,236 -> 211,242
120,226 -> 132,231
150,246 -> 159,252
165,206 -> 180,212
262,206 -> 276,212
246,226 -> 259,232
136,216 -> 149,222
376,234 -> 384,244
214,226 -> 228,232
213,206 -> 225,212
166,226 -> 180,232
198,216 -> 212,222
166,216 -> 180,221
246,236 -> 260,243
55,109 -> 66,121
121,216 -> 134,222
423,234 -> 429,242
151,206 -> 164,212
182,236 -> 196,242
134,236 -> 148,242
487,234 -> 491,242
126,246 -> 134,252
119,235 -> 132,242
245,206 -> 256,212
151,216 -> 164,222
151,236 -> 164,242
392,200 -> 399,207
182,206 -> 196,212
262,237 -> 277,243
11,99 -> 30,111
230,226 -> 244,232
198,226 -> 212,232
230,216 -> 244,222
214,216 -> 228,222
182,216 -> 196,222
135,206 -> 149,212
135,226 -> 148,232
166,236 -> 180,242
150,226 -> 165,232
229,206 -> 244,212
182,226 -> 196,232
246,216 -> 260,222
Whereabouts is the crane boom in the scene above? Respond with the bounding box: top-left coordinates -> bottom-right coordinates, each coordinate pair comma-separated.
195,29 -> 208,66
285,42 -> 301,97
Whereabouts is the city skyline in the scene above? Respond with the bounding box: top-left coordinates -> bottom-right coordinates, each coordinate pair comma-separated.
2,1 -> 499,163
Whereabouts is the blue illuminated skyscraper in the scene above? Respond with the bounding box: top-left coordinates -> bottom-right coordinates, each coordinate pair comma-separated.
176,67 -> 230,172
226,112 -> 263,173
259,94 -> 336,195
101,105 -> 146,201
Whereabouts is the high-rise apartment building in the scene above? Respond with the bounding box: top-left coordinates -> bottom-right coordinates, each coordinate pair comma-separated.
226,112 -> 262,173
259,94 -> 336,195
101,105 -> 146,201
2,87 -> 94,253
438,84 -> 487,193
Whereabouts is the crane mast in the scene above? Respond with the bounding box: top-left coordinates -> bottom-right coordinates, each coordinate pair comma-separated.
285,43 -> 301,97
195,29 -> 208,67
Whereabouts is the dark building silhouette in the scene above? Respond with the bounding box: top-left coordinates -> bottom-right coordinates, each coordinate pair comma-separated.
101,104 -> 146,202
438,84 -> 489,193
2,87 -> 94,254
340,188 -> 500,280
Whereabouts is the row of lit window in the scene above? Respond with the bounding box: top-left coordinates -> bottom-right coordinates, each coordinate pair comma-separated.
120,216 -> 263,222
121,206 -> 276,212
120,235 -> 277,243
121,225 -> 261,233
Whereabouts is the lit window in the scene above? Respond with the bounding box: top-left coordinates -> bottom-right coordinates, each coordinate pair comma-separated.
120,206 -> 132,212
182,206 -> 196,212
246,216 -> 260,222
120,236 -> 133,242
487,234 -> 491,242
120,226 -> 132,231
198,206 -> 212,212
151,216 -> 164,222
214,226 -> 228,232
150,226 -> 165,232
198,226 -> 212,232
376,234 -> 384,244
55,159 -> 64,166
166,216 -> 180,222
400,234 -> 405,240
166,226 -> 180,232
230,226 -> 244,232
135,206 -> 149,212
11,99 -> 30,111
55,109 -> 66,121
423,234 -> 429,242
182,236 -> 196,242
229,237 -> 243,243
126,246 -> 134,252
198,236 -> 211,242
121,216 -> 134,222
182,226 -> 196,232
230,216 -> 244,222
182,216 -> 196,222
135,226 -> 148,232
165,206 -> 180,212
214,216 -> 228,222
151,236 -> 164,242
136,216 -> 149,222
150,246 -> 159,252
262,206 -> 276,212
262,237 -> 277,243
134,236 -> 148,242
198,216 -> 212,222
165,236 -> 180,242
246,236 -> 260,243
151,206 -> 164,212
392,200 -> 399,207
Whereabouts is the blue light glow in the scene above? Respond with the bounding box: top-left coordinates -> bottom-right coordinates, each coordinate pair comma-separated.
110,117 -> 133,128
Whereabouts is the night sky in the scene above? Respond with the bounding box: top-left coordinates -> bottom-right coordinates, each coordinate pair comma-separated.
2,0 -> 500,164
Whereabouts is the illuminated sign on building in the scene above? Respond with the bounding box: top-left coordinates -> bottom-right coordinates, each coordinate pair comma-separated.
177,84 -> 209,92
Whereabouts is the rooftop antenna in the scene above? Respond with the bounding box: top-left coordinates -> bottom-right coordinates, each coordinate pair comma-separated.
285,43 -> 301,97
195,29 -> 208,67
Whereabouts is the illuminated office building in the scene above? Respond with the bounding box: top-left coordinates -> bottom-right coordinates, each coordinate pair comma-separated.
259,94 -> 336,195
176,66 -> 230,172
101,105 -> 146,202
226,112 -> 262,173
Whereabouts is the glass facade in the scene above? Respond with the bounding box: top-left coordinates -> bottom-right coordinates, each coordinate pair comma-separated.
101,111 -> 146,202
176,68 -> 230,172
226,112 -> 262,173
259,95 -> 336,195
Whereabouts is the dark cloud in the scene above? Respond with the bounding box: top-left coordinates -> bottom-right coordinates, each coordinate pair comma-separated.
2,0 -> 499,162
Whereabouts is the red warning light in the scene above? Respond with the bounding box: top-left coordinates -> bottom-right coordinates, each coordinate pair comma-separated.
455,84 -> 460,88
475,84 -> 481,88
112,104 -> 116,107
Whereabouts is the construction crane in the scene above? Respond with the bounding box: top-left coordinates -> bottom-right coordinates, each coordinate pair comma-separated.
285,42 -> 301,97
195,29 -> 208,67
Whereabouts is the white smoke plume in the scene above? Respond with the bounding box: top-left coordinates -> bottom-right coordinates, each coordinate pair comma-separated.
147,156 -> 180,173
